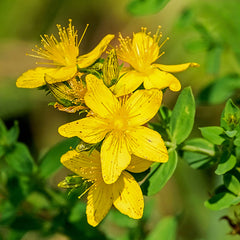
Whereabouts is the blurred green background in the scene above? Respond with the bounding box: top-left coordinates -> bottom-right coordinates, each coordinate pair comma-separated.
0,0 -> 240,239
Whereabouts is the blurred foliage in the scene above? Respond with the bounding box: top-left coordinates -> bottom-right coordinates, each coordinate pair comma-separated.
175,0 -> 240,104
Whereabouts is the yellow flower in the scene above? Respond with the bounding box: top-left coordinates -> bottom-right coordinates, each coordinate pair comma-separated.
16,20 -> 114,88
60,149 -> 151,226
113,26 -> 199,96
58,74 -> 168,184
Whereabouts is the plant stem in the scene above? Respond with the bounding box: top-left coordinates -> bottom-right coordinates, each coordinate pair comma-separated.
181,144 -> 215,156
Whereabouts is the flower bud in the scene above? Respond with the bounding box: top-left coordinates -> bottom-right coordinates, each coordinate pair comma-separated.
102,49 -> 119,87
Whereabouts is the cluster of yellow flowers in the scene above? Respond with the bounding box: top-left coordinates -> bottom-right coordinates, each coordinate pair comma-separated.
16,20 -> 198,226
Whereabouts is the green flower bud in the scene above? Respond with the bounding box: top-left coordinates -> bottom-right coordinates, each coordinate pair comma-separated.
102,49 -> 119,87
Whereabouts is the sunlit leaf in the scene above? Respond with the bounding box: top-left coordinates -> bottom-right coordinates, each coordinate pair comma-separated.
170,87 -> 195,144
224,172 -> 240,196
215,154 -> 237,175
141,150 -> 177,196
199,126 -> 225,145
205,192 -> 240,210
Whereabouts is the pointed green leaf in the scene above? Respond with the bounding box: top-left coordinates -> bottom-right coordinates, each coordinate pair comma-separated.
170,87 -> 195,144
6,121 -> 19,145
224,172 -> 240,196
215,154 -> 237,175
127,0 -> 170,16
146,216 -> 177,240
205,192 -> 240,210
141,150 -> 177,196
200,126 -> 225,145
39,137 -> 79,179
4,142 -> 35,175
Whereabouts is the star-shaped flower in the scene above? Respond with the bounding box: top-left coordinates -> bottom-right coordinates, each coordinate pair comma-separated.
16,20 -> 114,88
60,149 -> 151,226
113,26 -> 199,96
58,74 -> 168,184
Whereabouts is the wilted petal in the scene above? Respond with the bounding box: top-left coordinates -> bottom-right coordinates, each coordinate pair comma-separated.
77,34 -> 115,68
127,126 -> 168,163
86,182 -> 113,227
154,62 -> 199,73
113,171 -> 143,219
113,70 -> 145,97
101,131 -> 131,184
58,117 -> 108,143
126,88 -> 162,126
85,74 -> 119,118
126,155 -> 152,173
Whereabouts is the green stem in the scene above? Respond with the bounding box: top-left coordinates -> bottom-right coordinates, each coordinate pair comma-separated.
181,144 -> 215,157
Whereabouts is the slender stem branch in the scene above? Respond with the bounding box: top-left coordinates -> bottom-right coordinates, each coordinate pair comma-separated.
181,145 -> 215,157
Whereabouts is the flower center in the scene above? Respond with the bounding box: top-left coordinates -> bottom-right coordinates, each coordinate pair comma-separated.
111,108 -> 129,131
116,26 -> 168,73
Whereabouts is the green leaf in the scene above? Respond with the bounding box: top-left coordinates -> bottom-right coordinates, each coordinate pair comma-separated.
0,118 -> 8,145
4,143 -> 35,175
170,87 -> 195,145
215,154 -> 237,175
141,150 -> 177,196
39,137 -> 79,179
127,0 -> 170,16
205,192 -> 240,210
197,75 -> 240,104
6,121 -> 19,145
182,138 -> 215,169
224,172 -> 240,196
225,130 -> 238,138
221,99 -> 240,130
0,201 -> 16,225
206,45 -> 222,74
68,202 -> 86,223
145,216 -> 177,240
234,132 -> 240,146
200,126 -> 225,145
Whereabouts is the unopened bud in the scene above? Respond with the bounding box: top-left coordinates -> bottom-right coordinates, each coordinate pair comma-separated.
102,49 -> 119,87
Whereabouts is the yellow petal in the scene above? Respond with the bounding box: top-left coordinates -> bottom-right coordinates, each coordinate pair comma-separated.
45,66 -> 77,83
60,150 -> 101,180
77,34 -> 115,68
154,62 -> 200,73
132,32 -> 159,63
101,131 -> 131,184
85,74 -> 119,118
128,126 -> 168,163
86,182 -> 113,227
58,117 -> 108,143
143,68 -> 181,92
126,155 -> 152,173
16,67 -> 54,88
113,171 -> 143,219
16,66 -> 77,89
126,88 -> 162,126
113,70 -> 144,97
